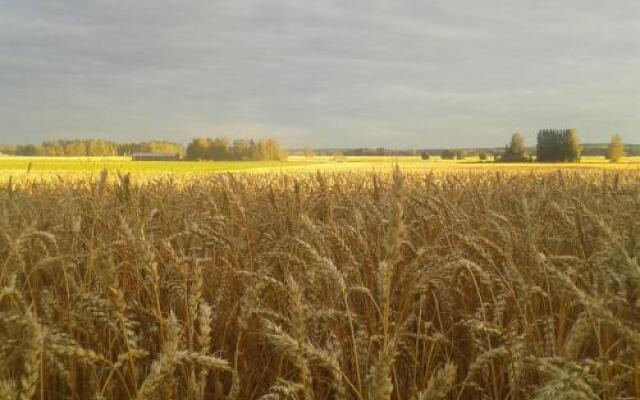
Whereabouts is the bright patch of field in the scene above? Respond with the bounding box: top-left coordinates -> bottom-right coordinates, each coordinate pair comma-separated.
285,155 -> 640,173
1,155 -> 639,181
0,156 -> 324,180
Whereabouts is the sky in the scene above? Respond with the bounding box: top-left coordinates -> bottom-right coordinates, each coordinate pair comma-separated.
1,0 -> 640,148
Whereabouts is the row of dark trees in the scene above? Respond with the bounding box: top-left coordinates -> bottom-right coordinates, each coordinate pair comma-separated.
311,148 -> 420,156
421,150 -> 496,161
579,140 -> 640,157
437,149 -> 466,160
499,130 -> 580,162
3,137 -> 287,161
185,137 -> 287,161
499,129 -> 629,162
536,129 -> 581,162
8,139 -> 184,157
2,133 -> 633,162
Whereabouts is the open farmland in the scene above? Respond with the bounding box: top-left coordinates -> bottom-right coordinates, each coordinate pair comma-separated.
0,157 -> 323,180
1,166 -> 639,399
1,155 -> 640,181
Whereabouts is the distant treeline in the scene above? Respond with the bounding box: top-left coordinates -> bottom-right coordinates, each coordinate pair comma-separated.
2,139 -> 184,157
582,143 -> 640,156
185,137 -> 287,161
309,147 -> 501,159
303,148 -> 419,157
309,148 -> 497,158
2,135 -> 639,161
307,143 -> 640,159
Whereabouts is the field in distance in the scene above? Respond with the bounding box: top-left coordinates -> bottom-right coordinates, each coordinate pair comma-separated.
1,154 -> 640,180
0,156 -> 323,181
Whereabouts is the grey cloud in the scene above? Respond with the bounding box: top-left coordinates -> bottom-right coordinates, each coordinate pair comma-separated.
1,0 -> 640,147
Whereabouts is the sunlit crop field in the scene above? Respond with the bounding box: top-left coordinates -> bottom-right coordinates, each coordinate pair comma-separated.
0,156 -> 321,179
2,163 -> 640,400
1,155 -> 640,181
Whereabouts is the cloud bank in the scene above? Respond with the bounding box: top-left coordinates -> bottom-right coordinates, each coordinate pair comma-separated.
2,0 -> 640,147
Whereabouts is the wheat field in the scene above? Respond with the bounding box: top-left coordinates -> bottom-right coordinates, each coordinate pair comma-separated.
1,155 -> 639,182
1,167 -> 639,399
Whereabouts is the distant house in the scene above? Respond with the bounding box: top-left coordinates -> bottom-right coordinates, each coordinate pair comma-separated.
132,152 -> 181,161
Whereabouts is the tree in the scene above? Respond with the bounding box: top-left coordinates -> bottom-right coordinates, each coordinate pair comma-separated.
249,139 -> 260,161
11,139 -> 184,158
607,134 -> 625,162
145,141 -> 185,156
210,137 -> 231,160
510,134 -> 526,157
233,139 -> 252,160
0,145 -> 17,155
440,150 -> 455,160
420,152 -> 430,160
42,141 -> 65,156
258,138 -> 287,161
479,152 -> 488,161
500,133 -> 528,162
536,129 -> 581,162
186,138 -> 212,160
87,139 -> 112,157
565,128 -> 581,162
65,141 -> 88,156
18,144 -> 40,156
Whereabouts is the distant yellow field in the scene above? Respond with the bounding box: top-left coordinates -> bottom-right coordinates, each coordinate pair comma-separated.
3,166 -> 640,399
286,155 -> 640,174
1,155 -> 639,181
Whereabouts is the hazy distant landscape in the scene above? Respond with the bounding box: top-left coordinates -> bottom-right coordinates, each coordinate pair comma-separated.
1,129 -> 639,180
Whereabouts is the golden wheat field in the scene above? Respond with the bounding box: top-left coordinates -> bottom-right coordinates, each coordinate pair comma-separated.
1,166 -> 640,400
1,155 -> 640,182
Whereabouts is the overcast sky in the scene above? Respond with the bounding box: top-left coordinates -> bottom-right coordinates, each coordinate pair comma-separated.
1,1 -> 640,148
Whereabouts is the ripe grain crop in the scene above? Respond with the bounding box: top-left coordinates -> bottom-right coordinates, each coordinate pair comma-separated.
1,168 -> 639,399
